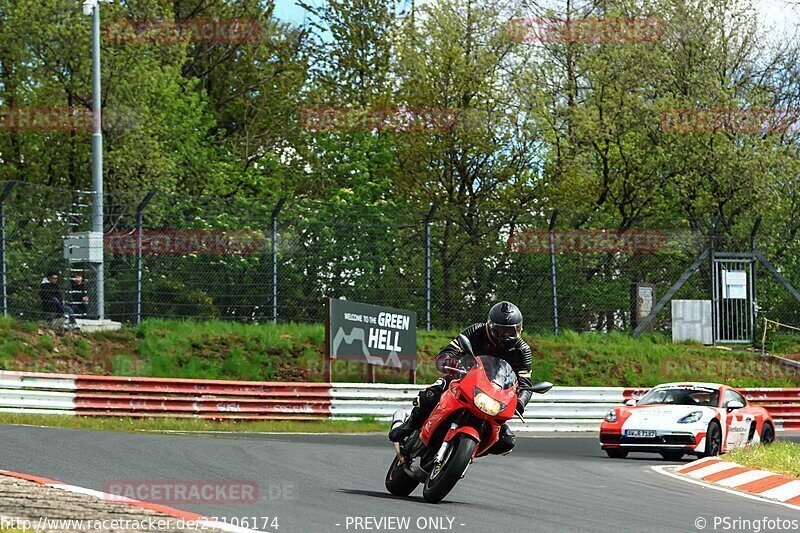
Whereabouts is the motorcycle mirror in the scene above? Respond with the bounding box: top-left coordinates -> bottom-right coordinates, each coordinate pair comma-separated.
457,334 -> 475,357
526,381 -> 553,394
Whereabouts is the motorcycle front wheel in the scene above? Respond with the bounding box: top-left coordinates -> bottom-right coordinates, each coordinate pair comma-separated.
422,435 -> 476,503
385,455 -> 420,496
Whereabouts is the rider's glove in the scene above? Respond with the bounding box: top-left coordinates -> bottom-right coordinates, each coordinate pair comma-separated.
438,354 -> 460,375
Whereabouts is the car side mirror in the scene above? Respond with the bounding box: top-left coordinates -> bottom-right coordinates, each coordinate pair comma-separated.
625,399 -> 637,407
726,400 -> 745,410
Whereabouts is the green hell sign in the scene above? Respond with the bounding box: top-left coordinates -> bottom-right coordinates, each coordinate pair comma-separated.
327,299 -> 417,370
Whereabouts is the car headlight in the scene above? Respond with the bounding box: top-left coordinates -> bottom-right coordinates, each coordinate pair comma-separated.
473,388 -> 503,416
604,409 -> 618,423
678,411 -> 703,424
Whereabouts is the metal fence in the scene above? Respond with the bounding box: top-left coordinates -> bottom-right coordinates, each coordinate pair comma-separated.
3,181 -> 800,335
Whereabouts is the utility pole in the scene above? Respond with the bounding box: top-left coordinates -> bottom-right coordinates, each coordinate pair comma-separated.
83,0 -> 109,319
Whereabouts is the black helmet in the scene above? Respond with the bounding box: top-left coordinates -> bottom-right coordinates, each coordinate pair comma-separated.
487,301 -> 523,348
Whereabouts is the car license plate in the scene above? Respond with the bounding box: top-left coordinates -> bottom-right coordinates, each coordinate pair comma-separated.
626,430 -> 656,438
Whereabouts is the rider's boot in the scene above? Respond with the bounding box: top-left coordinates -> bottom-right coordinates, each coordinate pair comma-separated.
388,405 -> 425,442
389,379 -> 446,443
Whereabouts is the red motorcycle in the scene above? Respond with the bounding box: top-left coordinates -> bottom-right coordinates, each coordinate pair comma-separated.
385,335 -> 553,503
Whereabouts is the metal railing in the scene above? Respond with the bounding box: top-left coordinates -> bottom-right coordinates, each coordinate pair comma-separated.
0,371 -> 797,431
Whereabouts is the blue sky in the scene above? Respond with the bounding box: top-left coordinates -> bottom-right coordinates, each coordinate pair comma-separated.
274,1 -> 312,24
274,0 -> 798,38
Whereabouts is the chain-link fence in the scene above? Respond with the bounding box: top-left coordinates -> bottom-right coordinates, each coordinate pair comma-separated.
4,180 -> 800,337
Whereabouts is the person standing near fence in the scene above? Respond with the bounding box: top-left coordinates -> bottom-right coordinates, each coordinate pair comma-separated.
39,271 -> 78,329
69,272 -> 89,317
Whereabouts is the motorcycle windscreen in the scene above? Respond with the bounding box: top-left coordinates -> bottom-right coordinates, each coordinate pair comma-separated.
478,356 -> 517,389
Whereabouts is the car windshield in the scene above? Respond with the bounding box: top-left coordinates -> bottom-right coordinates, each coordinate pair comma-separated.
478,356 -> 517,389
637,386 -> 719,407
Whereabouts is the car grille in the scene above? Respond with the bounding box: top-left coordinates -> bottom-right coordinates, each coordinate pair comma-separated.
621,434 -> 695,445
600,432 -> 621,444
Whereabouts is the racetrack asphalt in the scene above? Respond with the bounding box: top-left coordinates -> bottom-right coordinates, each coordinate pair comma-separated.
0,426 -> 797,533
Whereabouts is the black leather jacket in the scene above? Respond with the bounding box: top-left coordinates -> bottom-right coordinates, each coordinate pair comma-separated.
435,323 -> 534,409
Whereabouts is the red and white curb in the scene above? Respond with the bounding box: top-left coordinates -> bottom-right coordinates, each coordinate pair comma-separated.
654,456 -> 800,510
0,469 -> 266,533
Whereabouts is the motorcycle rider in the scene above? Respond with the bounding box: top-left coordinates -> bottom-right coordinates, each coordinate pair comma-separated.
389,301 -> 532,455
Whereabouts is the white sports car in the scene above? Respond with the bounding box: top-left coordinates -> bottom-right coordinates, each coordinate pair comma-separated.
599,382 -> 775,460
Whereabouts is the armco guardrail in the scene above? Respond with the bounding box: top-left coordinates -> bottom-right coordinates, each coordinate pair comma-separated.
330,383 -> 626,431
0,371 -> 332,420
0,371 -> 797,431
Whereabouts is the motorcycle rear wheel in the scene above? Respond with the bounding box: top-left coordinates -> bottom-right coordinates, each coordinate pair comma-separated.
385,455 -> 420,496
422,435 -> 476,503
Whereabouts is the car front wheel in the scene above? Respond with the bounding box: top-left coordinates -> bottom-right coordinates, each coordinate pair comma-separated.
660,451 -> 684,461
703,421 -> 722,457
605,448 -> 628,459
760,423 -> 775,445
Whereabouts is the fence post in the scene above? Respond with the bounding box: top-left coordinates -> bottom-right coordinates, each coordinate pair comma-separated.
750,216 -> 761,339
135,191 -> 156,325
271,198 -> 286,324
425,203 -> 437,331
549,209 -> 559,335
709,216 -> 718,345
0,182 -> 16,317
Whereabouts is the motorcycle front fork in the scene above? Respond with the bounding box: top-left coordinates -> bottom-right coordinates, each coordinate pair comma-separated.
433,423 -> 458,464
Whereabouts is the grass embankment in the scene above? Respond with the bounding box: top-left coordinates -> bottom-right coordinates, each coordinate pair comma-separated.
0,317 -> 796,387
725,442 -> 800,477
0,412 -> 388,434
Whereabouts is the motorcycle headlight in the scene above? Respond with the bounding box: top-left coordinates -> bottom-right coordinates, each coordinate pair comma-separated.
473,388 -> 503,416
678,411 -> 703,424
604,409 -> 618,423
